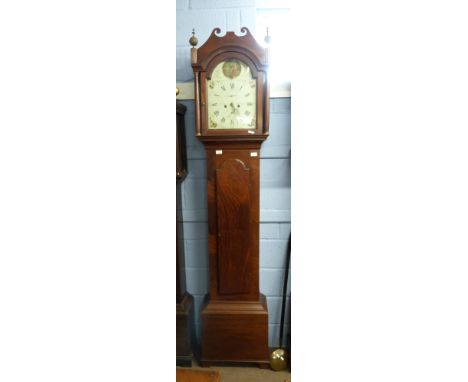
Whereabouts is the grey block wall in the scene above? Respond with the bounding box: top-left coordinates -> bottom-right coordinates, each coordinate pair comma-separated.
177,0 -> 256,82
177,0 -> 291,348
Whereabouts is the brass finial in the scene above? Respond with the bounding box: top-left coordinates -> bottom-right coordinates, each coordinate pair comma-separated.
264,27 -> 271,45
176,87 -> 180,96
189,29 -> 198,47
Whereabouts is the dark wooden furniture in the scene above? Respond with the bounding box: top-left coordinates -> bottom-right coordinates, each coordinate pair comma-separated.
176,101 -> 195,367
190,27 -> 270,368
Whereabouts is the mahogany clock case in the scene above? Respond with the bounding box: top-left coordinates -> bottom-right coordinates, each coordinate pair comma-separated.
191,27 -> 270,142
191,28 -> 271,367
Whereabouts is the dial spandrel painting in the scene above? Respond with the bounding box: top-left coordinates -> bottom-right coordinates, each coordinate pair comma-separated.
207,59 -> 256,130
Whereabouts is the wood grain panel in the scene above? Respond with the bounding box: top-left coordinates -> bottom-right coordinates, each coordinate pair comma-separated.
215,159 -> 252,295
200,294 -> 269,365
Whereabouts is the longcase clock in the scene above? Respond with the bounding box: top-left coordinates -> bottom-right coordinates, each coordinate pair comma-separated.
190,27 -> 270,368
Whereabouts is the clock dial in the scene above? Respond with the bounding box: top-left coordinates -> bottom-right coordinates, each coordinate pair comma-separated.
207,59 -> 256,130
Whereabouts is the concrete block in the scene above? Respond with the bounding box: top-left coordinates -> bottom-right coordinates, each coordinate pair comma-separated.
177,10 -> 227,47
225,9 -> 241,32
268,323 -> 290,347
269,112 -> 291,133
183,111 -> 196,137
260,223 -> 279,239
186,267 -> 209,295
267,296 -> 290,325
192,293 -> 206,341
270,98 -> 291,114
190,0 -> 254,9
182,222 -> 208,239
267,324 -> 280,347
260,187 -> 291,211
278,222 -> 291,239
179,103 -> 206,159
176,46 -> 193,82
260,144 -> 290,159
255,0 -> 291,9
178,100 -> 200,155
177,0 -> 190,10
240,8 -> 256,34
178,99 -> 195,111
185,158 -> 206,180
187,145 -> 206,160
268,324 -> 279,347
182,178 -> 207,210
260,209 -> 290,223
181,209 -> 208,222
260,239 -> 289,268
192,293 -> 206,321
182,106 -> 195,143
260,113 -> 291,156
185,239 -> 209,268
178,99 -> 195,115
260,157 -> 290,187
260,268 -> 284,296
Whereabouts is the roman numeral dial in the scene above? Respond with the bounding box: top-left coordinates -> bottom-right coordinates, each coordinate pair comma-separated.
207,59 -> 256,130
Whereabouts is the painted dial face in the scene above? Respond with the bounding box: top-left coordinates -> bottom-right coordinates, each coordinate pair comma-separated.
207,59 -> 256,130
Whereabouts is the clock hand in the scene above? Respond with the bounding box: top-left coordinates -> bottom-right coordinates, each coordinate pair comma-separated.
229,102 -> 240,116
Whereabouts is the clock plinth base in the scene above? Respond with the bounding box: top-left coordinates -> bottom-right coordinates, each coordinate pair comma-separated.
177,292 -> 195,367
200,294 -> 269,367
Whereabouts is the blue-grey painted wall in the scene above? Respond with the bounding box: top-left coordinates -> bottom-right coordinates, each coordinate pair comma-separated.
177,0 -> 291,347
177,0 -> 257,82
